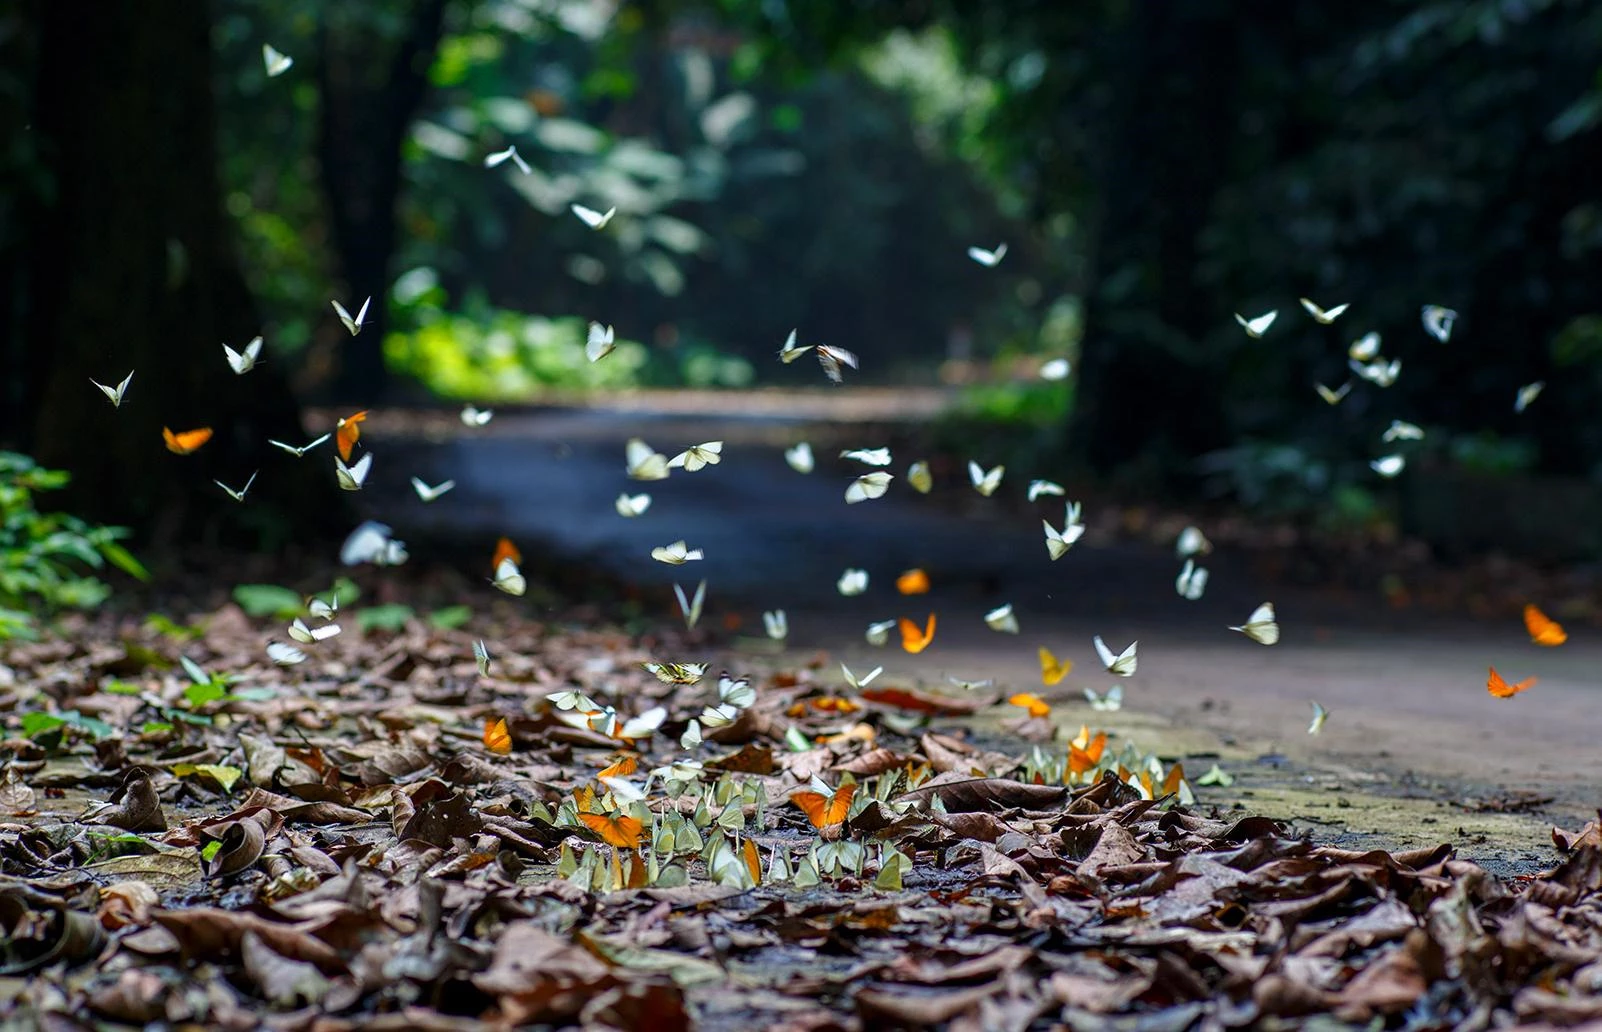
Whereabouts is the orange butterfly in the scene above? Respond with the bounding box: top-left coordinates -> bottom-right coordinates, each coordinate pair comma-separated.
1487,666 -> 1536,698
482,717 -> 512,754
790,781 -> 856,830
899,613 -> 936,654
492,536 -> 522,571
1069,730 -> 1107,776
598,754 -> 638,779
162,427 -> 212,455
1008,692 -> 1051,718
1524,604 -> 1566,647
578,811 -> 644,849
741,838 -> 762,885
335,410 -> 368,461
896,568 -> 930,595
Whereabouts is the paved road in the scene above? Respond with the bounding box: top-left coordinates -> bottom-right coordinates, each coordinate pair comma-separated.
361,403 -> 1602,824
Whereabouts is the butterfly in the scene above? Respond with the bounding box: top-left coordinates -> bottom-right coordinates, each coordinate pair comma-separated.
841,447 -> 892,467
1348,332 -> 1382,361
484,145 -> 531,175
1370,455 -> 1405,478
483,717 -> 512,755
1175,526 -> 1211,558
1524,604 -> 1566,646
262,43 -> 294,77
1315,382 -> 1351,405
1027,479 -> 1065,501
791,778 -> 855,829
763,610 -> 788,641
668,441 -> 723,471
777,329 -> 812,364
643,662 -> 708,686
1044,513 -> 1086,560
898,613 -> 936,654
1229,603 -> 1279,644
266,641 -> 306,666
268,433 -> 330,457
841,664 -> 882,690
1007,693 -> 1050,718
492,556 -> 526,597
340,520 -> 407,566
612,707 -> 666,742
1038,646 -> 1070,686
599,772 -> 646,803
571,203 -> 616,229
1421,305 -> 1457,343
1234,311 -> 1277,337
460,405 -> 493,427
906,461 -> 933,494
1351,357 -> 1401,387
717,672 -> 756,709
784,442 -> 814,473
615,493 -> 651,517
652,540 -> 703,565
815,345 -> 858,384
865,620 -> 895,646
473,639 -> 491,677
1299,298 -> 1349,324
968,461 -> 1004,497
215,471 -> 257,503
162,427 -> 212,455
1175,560 -> 1208,600
1487,666 -> 1537,698
1382,420 -> 1424,443
674,580 -> 706,630
578,811 -> 643,849
626,438 -> 670,481
307,595 -> 339,621
1085,684 -> 1123,712
335,453 -> 372,491
896,569 -> 930,595
845,472 -> 893,504
288,618 -> 340,644
1515,382 -> 1544,414
586,322 -> 616,363
985,603 -> 1019,634
699,702 -> 741,728
333,411 -> 367,461
680,719 -> 703,749
1069,730 -> 1108,775
332,297 -> 370,336
948,676 -> 994,691
837,569 -> 868,596
547,688 -> 602,712
967,242 -> 1007,267
1307,701 -> 1329,735
1093,635 -> 1138,676
411,477 -> 455,503
90,370 -> 134,408
223,336 -> 262,375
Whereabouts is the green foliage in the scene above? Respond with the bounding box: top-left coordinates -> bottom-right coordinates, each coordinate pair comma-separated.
232,583 -> 305,620
0,452 -> 148,640
428,604 -> 473,630
358,604 -> 416,632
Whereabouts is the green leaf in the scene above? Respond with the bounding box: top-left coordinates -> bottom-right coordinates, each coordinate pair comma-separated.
143,613 -> 201,640
21,712 -> 67,737
184,680 -> 229,708
358,604 -> 414,632
100,541 -> 150,581
428,604 -> 472,630
172,763 -> 244,793
201,840 -> 224,862
141,722 -> 174,734
231,686 -> 276,702
103,679 -> 142,696
231,583 -> 304,619
179,654 -> 211,685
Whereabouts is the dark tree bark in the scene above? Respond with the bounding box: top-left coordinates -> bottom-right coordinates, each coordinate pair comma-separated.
11,0 -> 336,546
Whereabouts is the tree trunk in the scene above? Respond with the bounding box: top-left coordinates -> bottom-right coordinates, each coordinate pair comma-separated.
14,0 -> 336,547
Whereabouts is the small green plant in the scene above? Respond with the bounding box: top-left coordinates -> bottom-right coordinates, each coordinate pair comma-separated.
0,451 -> 148,639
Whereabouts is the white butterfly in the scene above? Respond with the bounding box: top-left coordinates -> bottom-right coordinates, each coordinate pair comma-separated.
1382,420 -> 1424,443
1043,513 -> 1085,560
474,639 -> 491,677
1040,358 -> 1071,381
1234,310 -> 1277,338
1348,332 -> 1382,362
1176,526 -> 1211,558
846,472 -> 893,504
335,453 -> 372,491
223,336 -> 263,375
1066,500 -> 1084,526
699,703 -> 741,729
674,580 -> 706,630
865,619 -> 895,646
949,676 -> 995,692
1085,684 -> 1123,712
616,707 -> 666,741
717,672 -> 755,709
668,441 -> 723,471
785,442 -> 815,474
1027,479 -> 1065,502
266,641 -> 307,666
763,610 -> 787,641
1175,560 -> 1208,601
572,203 -> 616,229
411,477 -> 455,502
1421,305 -> 1457,343
680,719 -> 703,749
600,774 -> 647,803
1515,381 -> 1544,414
586,322 -> 616,363
615,493 -> 651,517
984,603 -> 1019,634
1308,701 -> 1329,735
461,405 -> 493,427
484,145 -> 531,175
332,297 -> 370,336
906,461 -> 933,494
651,540 -> 703,565
967,242 -> 1007,267
815,345 -> 858,384
837,569 -> 868,596
968,461 -> 1005,497
841,664 -> 882,690
215,471 -> 258,503
90,371 -> 134,408
1350,357 -> 1401,387
626,438 -> 671,481
841,447 -> 892,467
548,689 -> 601,712
643,661 -> 708,686
1093,635 -> 1138,677
340,520 -> 407,566
269,433 -> 331,457
262,43 -> 293,77
1229,602 -> 1279,644
288,618 -> 341,644
777,329 -> 811,363
1298,298 -> 1349,324
307,595 -> 338,621
1315,382 -> 1351,406
1371,454 -> 1405,478
492,556 -> 527,596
